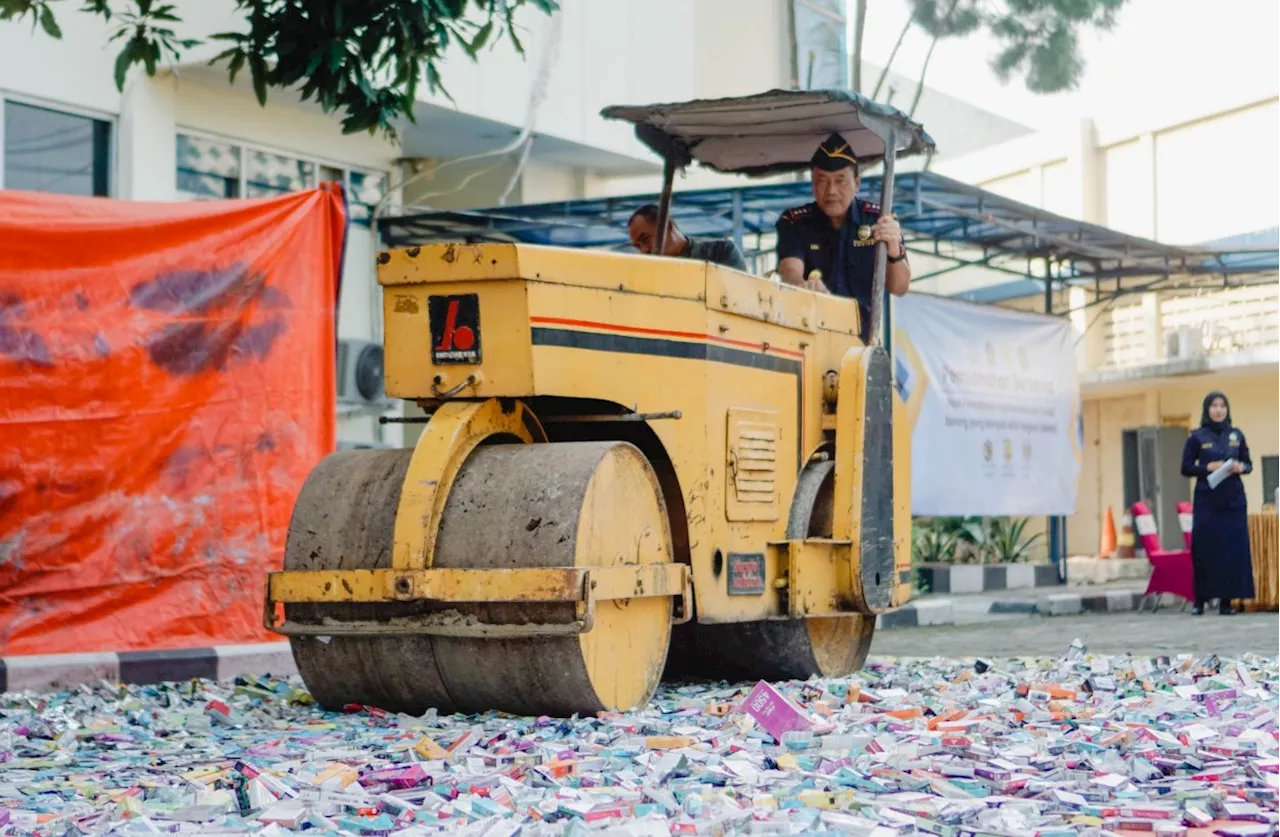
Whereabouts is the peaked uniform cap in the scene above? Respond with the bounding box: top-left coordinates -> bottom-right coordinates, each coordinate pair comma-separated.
811,132 -> 859,171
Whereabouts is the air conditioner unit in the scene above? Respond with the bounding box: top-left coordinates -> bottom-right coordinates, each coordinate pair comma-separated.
337,338 -> 393,409
1164,325 -> 1206,361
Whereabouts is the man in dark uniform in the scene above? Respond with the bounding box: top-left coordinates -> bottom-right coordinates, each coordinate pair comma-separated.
627,204 -> 749,272
775,132 -> 910,340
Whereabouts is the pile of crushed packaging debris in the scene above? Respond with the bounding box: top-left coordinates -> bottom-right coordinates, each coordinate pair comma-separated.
1,641 -> 1275,836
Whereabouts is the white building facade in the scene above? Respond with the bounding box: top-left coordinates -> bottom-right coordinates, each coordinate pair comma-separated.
0,0 -> 1030,448
924,91 -> 1280,556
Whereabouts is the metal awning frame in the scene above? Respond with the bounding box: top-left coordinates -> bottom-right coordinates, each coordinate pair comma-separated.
378,171 -> 1277,314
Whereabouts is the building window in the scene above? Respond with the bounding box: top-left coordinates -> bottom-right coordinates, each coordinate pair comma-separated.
245,148 -> 315,198
174,132 -> 388,226
3,100 -> 111,196
176,134 -> 242,200
347,169 -> 391,224
792,0 -> 848,90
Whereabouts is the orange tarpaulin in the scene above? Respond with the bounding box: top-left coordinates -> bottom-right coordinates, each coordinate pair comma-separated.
0,186 -> 345,656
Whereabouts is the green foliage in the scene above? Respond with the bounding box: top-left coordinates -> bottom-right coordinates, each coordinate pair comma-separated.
905,0 -> 1127,94
988,0 -> 1125,93
931,515 -> 986,546
912,516 -> 981,564
912,520 -> 961,565
0,0 -> 559,138
977,516 -> 1044,563
909,0 -> 983,40
913,516 -> 1043,564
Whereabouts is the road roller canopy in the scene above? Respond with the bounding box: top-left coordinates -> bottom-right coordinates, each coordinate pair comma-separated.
600,88 -> 936,176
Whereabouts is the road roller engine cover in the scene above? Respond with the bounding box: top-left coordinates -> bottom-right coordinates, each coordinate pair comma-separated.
265,89 -> 936,717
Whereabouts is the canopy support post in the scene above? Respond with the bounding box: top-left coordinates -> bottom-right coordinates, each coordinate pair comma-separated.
869,128 -> 897,349
731,190 -> 744,251
652,156 -> 677,256
1044,254 -> 1067,585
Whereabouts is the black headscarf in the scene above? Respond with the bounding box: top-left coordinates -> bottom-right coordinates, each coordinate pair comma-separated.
1200,390 -> 1232,433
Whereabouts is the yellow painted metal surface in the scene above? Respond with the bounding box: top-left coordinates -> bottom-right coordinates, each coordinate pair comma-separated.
588,563 -> 691,604
373,242 -> 912,627
891,391 -> 914,607
379,243 -> 706,301
523,276 -> 810,623
726,408 -> 781,522
773,539 -> 855,617
392,399 -> 544,570
383,279 -> 534,399
832,346 -> 870,544
270,568 -> 579,603
812,291 -> 861,338
572,442 -> 677,710
705,268 -> 816,333
267,564 -> 688,605
828,345 -> 906,615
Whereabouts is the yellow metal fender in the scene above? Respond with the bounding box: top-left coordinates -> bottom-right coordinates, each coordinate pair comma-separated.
266,564 -> 691,638
891,388 -> 913,608
832,346 -> 868,545
392,398 -> 546,570
830,344 -> 904,614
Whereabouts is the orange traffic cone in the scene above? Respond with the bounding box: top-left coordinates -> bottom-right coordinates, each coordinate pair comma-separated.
1117,511 -> 1135,559
1099,507 -> 1117,559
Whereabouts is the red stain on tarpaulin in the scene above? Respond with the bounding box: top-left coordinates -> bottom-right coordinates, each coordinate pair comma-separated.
0,186 -> 344,656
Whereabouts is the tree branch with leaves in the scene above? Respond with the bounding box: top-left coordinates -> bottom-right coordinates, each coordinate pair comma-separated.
0,0 -> 558,139
850,0 -> 1127,107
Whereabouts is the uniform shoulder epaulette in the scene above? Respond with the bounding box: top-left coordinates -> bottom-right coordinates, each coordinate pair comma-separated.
858,199 -> 881,214
779,204 -> 816,223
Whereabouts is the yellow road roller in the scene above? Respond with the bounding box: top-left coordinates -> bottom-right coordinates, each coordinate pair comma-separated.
265,89 -> 936,717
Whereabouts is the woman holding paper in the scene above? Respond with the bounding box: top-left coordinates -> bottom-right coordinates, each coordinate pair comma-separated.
1180,391 -> 1255,615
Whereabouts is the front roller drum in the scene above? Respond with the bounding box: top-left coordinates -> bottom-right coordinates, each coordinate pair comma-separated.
283,440 -> 676,717
688,459 -> 875,681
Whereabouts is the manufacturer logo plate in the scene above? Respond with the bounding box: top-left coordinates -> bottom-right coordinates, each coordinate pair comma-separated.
727,552 -> 766,596
428,294 -> 482,365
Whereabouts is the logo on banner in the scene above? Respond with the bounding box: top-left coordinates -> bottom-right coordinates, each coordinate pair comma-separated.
890,328 -> 930,437
983,440 -> 993,462
1073,401 -> 1085,464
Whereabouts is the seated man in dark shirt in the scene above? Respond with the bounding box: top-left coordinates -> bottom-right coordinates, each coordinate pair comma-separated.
626,204 -> 749,272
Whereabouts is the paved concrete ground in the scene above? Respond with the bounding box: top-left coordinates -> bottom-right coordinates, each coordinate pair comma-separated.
871,608 -> 1279,658
881,580 -> 1181,630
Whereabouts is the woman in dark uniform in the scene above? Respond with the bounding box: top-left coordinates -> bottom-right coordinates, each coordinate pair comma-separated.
1180,391 -> 1255,615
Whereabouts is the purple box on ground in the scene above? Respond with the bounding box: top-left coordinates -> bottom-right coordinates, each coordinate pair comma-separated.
741,680 -> 812,742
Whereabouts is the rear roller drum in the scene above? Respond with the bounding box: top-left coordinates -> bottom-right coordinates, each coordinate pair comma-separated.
284,449 -> 457,714
285,440 -> 675,716
693,459 -> 875,681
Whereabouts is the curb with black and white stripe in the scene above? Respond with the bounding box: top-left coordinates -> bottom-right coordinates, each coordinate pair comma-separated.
0,643 -> 297,695
877,588 -> 1148,630
914,563 -> 1062,595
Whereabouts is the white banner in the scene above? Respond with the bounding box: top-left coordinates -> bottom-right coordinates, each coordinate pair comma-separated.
891,293 -> 1081,516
